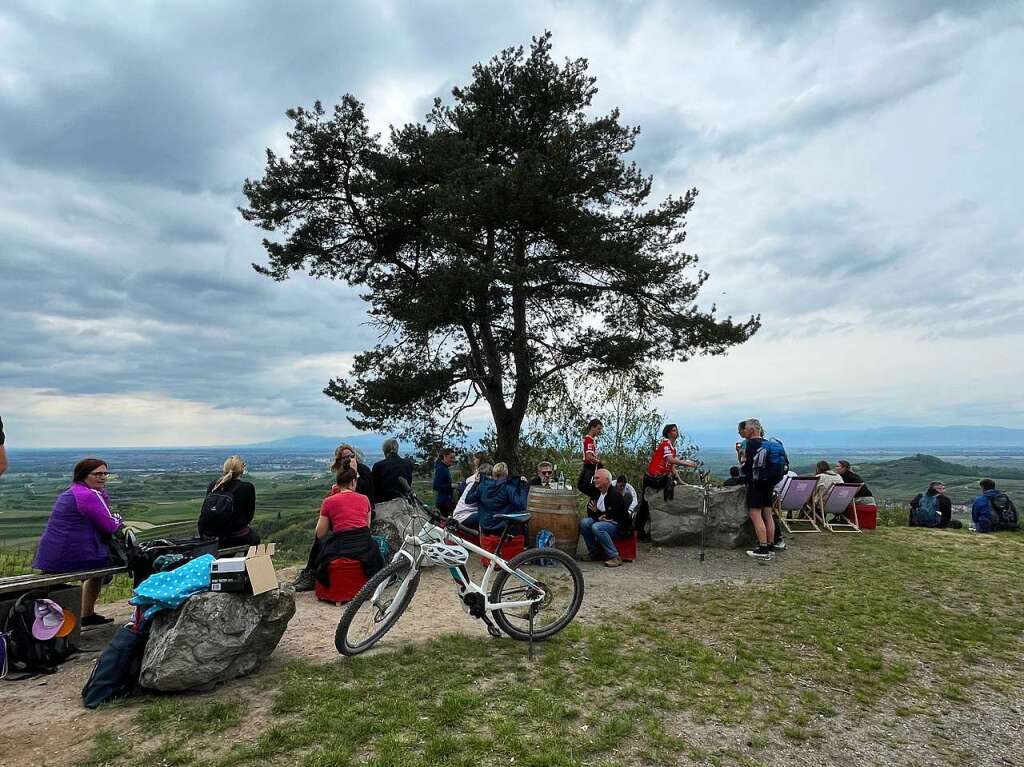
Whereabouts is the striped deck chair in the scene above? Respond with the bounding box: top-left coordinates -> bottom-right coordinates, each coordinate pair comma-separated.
818,483 -> 864,533
773,476 -> 821,533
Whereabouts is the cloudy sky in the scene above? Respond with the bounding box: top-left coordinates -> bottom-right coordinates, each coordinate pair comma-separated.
2,0 -> 1021,448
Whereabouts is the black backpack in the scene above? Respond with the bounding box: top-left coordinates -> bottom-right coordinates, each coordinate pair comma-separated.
81,624 -> 148,708
199,487 -> 238,537
3,590 -> 77,676
988,493 -> 1019,531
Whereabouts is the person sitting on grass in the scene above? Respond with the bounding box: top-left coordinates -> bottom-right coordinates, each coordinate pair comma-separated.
909,482 -> 963,529
465,462 -> 529,534
580,469 -> 633,567
199,455 -> 260,548
971,479 -> 1018,533
33,458 -> 123,626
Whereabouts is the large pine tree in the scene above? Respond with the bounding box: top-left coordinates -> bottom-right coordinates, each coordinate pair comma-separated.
241,33 -> 758,469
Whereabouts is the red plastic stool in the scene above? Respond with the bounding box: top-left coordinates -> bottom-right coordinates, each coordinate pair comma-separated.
314,558 -> 368,604
480,533 -> 525,566
614,531 -> 638,562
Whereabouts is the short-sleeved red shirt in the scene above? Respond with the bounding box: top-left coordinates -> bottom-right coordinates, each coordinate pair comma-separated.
583,435 -> 599,465
320,490 -> 371,532
646,439 -> 676,476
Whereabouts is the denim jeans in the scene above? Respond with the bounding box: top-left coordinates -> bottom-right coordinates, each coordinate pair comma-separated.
580,517 -> 620,560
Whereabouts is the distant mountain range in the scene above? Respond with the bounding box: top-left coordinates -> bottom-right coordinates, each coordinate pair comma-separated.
686,425 -> 1024,449
235,425 -> 1024,453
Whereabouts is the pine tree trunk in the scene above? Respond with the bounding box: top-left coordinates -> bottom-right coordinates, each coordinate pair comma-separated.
494,416 -> 523,475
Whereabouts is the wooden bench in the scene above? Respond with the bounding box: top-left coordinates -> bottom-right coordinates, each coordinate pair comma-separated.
0,544 -> 249,596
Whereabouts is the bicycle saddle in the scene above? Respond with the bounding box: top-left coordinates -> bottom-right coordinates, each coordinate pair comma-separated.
492,512 -> 531,523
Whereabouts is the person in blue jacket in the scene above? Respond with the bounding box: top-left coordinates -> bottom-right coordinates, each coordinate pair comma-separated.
972,479 -> 1018,532
433,447 -> 456,516
464,462 -> 529,533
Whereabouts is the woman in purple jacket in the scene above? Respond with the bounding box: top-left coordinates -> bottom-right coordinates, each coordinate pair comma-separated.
34,458 -> 123,626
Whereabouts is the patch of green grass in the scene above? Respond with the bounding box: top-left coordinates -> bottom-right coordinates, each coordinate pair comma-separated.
80,730 -> 129,767
135,698 -> 248,734
78,528 -> 1024,767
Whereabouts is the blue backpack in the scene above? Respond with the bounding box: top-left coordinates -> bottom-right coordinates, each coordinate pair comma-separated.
751,438 -> 788,483
913,494 -> 941,527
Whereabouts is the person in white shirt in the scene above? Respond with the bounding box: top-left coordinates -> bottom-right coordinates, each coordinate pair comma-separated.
615,475 -> 639,516
452,454 -> 492,523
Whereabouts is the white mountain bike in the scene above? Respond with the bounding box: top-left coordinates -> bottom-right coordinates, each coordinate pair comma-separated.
335,482 -> 585,656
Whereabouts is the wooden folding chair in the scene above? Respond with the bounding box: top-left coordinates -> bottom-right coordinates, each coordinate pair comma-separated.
773,476 -> 821,533
818,483 -> 864,533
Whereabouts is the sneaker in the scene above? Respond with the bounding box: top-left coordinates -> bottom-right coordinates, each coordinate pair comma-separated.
746,547 -> 773,562
579,552 -> 601,562
81,613 -> 114,627
771,539 -> 786,551
291,568 -> 316,592
603,558 -> 623,568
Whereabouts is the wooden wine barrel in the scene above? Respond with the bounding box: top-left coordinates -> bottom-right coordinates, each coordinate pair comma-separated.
527,487 -> 580,557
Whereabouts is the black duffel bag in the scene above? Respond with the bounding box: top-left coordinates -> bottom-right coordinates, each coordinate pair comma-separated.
127,536 -> 219,585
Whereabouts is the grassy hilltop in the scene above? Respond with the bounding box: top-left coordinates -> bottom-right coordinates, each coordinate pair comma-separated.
804,454 -> 1024,505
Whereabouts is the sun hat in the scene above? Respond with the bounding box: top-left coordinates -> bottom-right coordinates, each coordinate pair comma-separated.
32,599 -> 67,641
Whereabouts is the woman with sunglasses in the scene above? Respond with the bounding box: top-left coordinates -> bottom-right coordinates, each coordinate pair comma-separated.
33,458 -> 124,626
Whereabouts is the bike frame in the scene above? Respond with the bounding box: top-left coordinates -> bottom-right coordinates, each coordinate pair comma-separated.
370,511 -> 545,620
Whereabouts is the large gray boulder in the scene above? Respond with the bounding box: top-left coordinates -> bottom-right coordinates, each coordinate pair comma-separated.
371,498 -> 415,556
648,484 -> 755,549
140,587 -> 296,692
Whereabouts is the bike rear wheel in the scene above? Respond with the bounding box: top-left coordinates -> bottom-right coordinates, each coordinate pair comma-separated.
489,548 -> 584,641
335,558 -> 420,656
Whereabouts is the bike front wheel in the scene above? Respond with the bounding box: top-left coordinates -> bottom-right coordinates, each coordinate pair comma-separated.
335,558 -> 420,656
489,548 -> 584,641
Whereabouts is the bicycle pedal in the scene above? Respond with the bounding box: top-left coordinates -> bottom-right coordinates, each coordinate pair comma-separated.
480,615 -> 503,639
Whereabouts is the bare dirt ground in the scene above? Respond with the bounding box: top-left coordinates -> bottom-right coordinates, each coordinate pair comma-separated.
1,543 -> 806,767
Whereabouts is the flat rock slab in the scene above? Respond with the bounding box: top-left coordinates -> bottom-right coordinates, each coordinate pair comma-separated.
648,484 -> 756,549
140,587 -> 296,692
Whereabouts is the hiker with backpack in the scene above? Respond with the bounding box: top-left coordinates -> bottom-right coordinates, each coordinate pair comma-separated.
737,420 -> 787,552
198,456 -> 260,547
971,479 -> 1019,533
33,458 -> 124,626
909,482 -> 963,529
740,419 -> 788,561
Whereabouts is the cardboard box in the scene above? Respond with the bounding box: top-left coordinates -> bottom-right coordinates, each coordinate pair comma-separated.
209,544 -> 279,595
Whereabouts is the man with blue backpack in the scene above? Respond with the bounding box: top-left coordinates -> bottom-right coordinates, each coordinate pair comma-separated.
740,418 -> 788,561
737,419 -> 787,555
971,479 -> 1018,533
909,482 -> 963,529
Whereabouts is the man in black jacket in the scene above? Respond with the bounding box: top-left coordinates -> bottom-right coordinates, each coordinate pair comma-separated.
580,468 -> 633,567
372,438 -> 414,503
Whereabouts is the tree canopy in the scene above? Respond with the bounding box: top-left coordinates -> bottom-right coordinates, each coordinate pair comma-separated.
241,32 -> 758,468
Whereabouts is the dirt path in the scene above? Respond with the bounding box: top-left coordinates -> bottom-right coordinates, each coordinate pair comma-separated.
0,543 -> 823,767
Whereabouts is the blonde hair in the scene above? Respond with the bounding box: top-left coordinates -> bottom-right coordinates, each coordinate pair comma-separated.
213,455 -> 246,491
492,462 -> 509,479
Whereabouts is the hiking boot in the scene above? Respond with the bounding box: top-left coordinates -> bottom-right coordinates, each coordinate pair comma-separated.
603,558 -> 623,568
291,568 -> 316,592
746,546 -> 773,562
